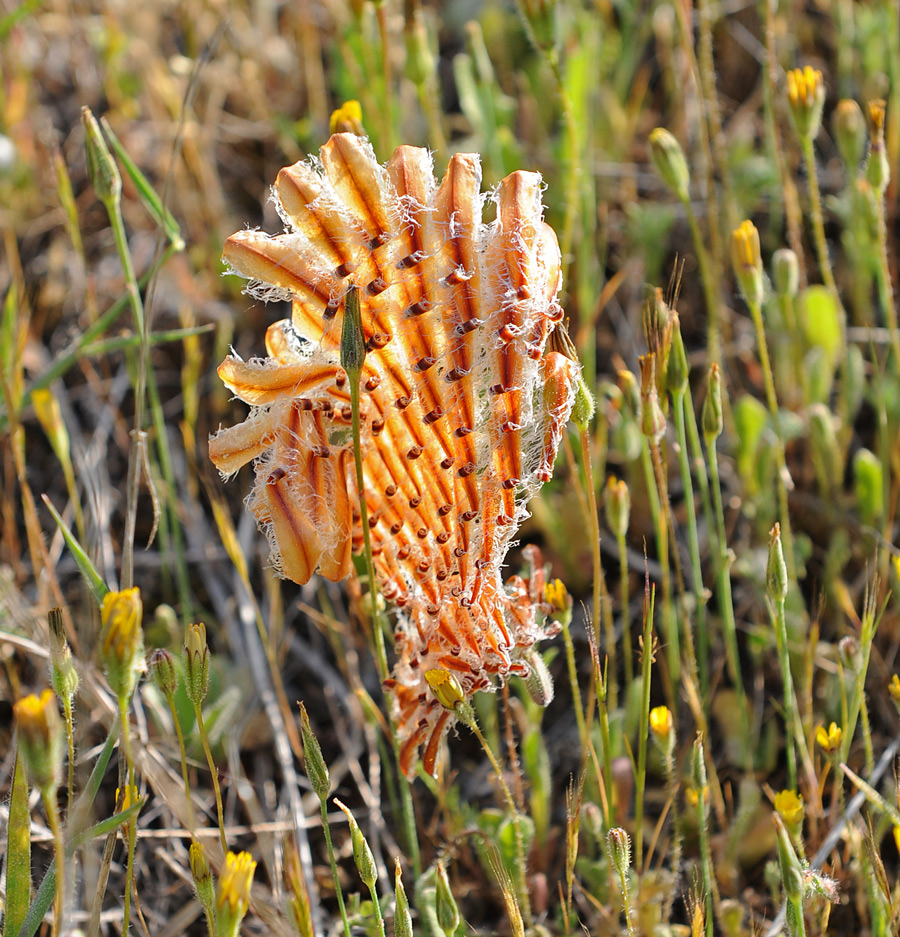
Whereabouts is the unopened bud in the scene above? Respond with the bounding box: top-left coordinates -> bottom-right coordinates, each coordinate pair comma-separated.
81,106 -> 121,205
772,249 -> 799,298
773,814 -> 804,901
340,286 -> 366,382
865,99 -> 890,196
731,220 -> 764,308
435,861 -> 460,937
649,128 -> 690,202
190,839 -> 215,913
329,100 -> 365,136
833,99 -> 866,171
702,363 -> 723,440
100,588 -> 144,703
394,858 -> 413,937
14,690 -> 63,792
638,354 -> 665,444
604,476 -> 631,540
299,702 -> 330,800
149,648 -> 179,699
766,524 -> 789,601
521,650 -> 555,707
334,798 -> 378,890
666,312 -> 689,397
606,827 -> 632,879
48,607 -> 79,704
182,622 -> 210,707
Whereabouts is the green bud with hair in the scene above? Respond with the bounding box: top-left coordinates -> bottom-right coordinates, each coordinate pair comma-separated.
182,622 -> 210,708
340,286 -> 366,382
434,861 -> 460,937
606,827 -> 632,880
299,703 -> 330,801
334,798 -> 378,890
702,363 -> 723,440
394,858 -> 413,937
832,99 -> 866,171
149,648 -> 179,700
766,524 -> 789,601
649,128 -> 690,203
81,106 -> 121,206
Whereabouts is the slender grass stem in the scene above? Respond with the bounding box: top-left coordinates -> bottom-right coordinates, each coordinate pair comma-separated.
319,798 -> 353,937
634,588 -> 654,870
62,696 -> 76,815
771,595 -> 797,790
799,136 -> 839,305
673,391 -> 708,696
193,704 -> 228,856
561,614 -> 588,753
705,437 -> 751,771
616,529 -> 633,687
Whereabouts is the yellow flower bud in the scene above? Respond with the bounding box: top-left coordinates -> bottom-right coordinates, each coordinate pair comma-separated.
649,705 -> 672,739
14,690 -> 63,792
99,588 -> 144,702
731,220 -> 764,308
888,673 -> 900,702
329,100 -> 365,136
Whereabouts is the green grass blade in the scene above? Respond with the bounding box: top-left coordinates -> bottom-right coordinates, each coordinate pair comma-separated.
5,754 -> 32,937
41,494 -> 109,606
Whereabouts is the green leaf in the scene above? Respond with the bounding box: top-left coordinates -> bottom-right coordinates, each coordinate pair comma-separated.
733,394 -> 769,496
5,754 -> 32,937
41,495 -> 109,606
853,448 -> 884,526
100,118 -> 185,250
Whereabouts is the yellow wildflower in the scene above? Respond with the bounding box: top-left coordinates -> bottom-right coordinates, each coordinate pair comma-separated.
815,722 -> 842,755
774,789 -> 805,827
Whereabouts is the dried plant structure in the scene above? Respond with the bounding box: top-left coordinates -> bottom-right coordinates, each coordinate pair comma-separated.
210,133 -> 579,774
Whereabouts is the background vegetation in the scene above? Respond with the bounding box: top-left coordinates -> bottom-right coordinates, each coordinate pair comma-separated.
2,0 -> 900,935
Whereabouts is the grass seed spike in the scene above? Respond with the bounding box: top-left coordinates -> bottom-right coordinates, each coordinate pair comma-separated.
210,132 -> 580,775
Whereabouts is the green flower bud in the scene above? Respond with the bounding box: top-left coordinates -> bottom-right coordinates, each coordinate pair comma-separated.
771,249 -> 799,299
665,312 -> 689,397
81,106 -> 121,205
394,858 -> 413,937
832,99 -> 866,171
604,476 -> 631,540
149,648 -> 179,700
14,690 -> 63,793
702,363 -> 723,440
340,286 -> 366,382
649,128 -> 690,202
299,702 -> 331,801
638,354 -> 665,444
434,861 -> 460,937
865,99 -> 890,196
606,827 -> 632,880
334,798 -> 378,890
48,607 -> 79,705
182,622 -> 210,707
521,649 -> 554,707
853,447 -> 884,526
766,524 -> 789,601
190,839 -> 215,915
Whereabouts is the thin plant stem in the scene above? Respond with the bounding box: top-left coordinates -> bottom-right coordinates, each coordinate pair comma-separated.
579,428 -> 613,710
634,587 -> 654,870
799,136 -> 840,304
62,696 -> 76,815
747,298 -> 797,584
165,694 -> 196,832
673,391 -> 709,696
616,528 -> 633,687
705,437 -> 752,771
771,594 -> 798,790
561,614 -> 589,753
193,703 -> 228,856
43,788 -> 65,937
319,798 -> 353,937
